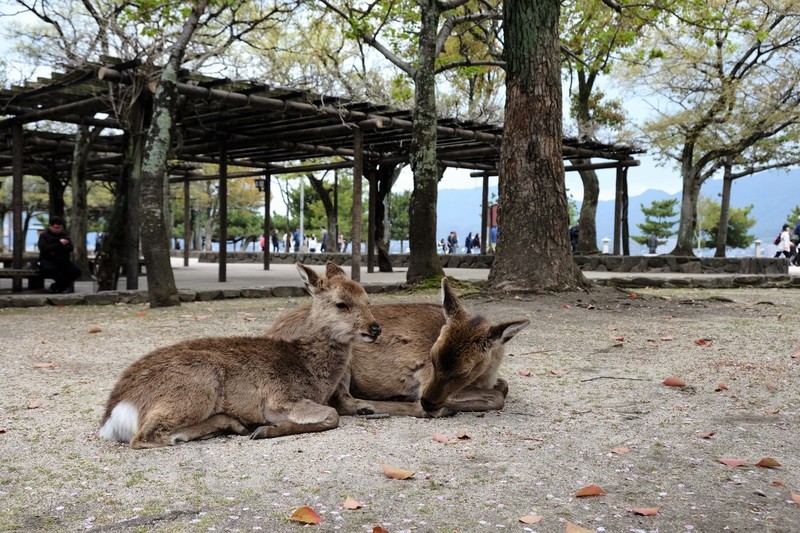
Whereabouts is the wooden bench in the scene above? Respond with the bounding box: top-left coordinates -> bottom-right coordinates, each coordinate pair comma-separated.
0,268 -> 45,290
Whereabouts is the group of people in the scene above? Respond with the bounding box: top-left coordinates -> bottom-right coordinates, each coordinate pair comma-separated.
773,217 -> 800,266
439,231 -> 482,254
261,228 -> 347,254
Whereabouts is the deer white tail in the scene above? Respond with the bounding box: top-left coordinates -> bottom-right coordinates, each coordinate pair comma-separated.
98,402 -> 139,443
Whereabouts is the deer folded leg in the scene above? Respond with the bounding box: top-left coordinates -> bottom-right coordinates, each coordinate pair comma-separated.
250,399 -> 340,439
170,413 -> 250,445
445,386 -> 505,412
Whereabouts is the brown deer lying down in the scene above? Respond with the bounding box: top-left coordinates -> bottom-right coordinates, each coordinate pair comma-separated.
270,277 -> 530,417
98,262 -> 381,449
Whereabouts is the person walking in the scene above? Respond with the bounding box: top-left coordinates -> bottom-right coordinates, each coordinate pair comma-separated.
464,232 -> 473,254
774,224 -> 793,259
38,216 -> 81,294
271,229 -> 280,252
472,232 -> 481,253
447,231 -> 458,254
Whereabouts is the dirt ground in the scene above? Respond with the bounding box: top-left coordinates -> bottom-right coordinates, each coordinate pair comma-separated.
1,283 -> 799,532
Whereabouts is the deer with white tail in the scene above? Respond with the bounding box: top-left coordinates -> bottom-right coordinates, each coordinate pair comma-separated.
99,262 -> 381,449
270,277 -> 530,417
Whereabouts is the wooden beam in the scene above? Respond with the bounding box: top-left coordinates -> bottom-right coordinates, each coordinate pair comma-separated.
263,172 -> 271,271
11,123 -> 23,292
219,143 -> 228,283
350,129 -> 363,282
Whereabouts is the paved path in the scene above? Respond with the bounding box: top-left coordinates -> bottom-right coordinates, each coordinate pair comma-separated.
1,258 -> 797,303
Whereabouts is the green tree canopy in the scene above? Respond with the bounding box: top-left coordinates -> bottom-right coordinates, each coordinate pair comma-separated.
633,198 -> 678,246
697,195 -> 755,250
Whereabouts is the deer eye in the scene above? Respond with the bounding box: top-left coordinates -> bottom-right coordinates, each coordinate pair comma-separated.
335,302 -> 349,310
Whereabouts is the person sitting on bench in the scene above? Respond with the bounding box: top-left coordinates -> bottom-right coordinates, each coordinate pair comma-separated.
38,216 -> 81,294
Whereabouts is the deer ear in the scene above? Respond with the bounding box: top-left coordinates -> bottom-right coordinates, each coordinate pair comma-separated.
296,262 -> 321,296
441,277 -> 466,320
325,261 -> 346,280
487,319 -> 530,344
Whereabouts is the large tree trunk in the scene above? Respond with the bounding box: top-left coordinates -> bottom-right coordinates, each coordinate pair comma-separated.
575,163 -> 599,253
406,0 -> 445,283
489,0 -> 587,292
140,0 -> 209,307
714,157 -> 733,257
671,148 -> 701,256
70,125 -> 101,281
306,172 -> 337,252
375,163 -> 399,272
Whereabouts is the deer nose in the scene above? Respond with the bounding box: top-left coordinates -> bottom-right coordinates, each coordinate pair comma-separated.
420,397 -> 437,412
369,324 -> 381,337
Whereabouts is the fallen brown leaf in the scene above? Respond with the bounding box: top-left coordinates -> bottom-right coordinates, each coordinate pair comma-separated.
550,369 -> 568,377
718,457 -> 747,467
772,480 -> 787,488
629,293 -> 638,299
662,375 -> 686,387
610,446 -> 630,455
792,493 -> 800,505
574,484 -> 606,497
88,326 -> 102,334
432,433 -> 449,444
695,338 -> 712,346
630,507 -> 659,516
697,431 -> 716,439
380,463 -> 415,480
660,336 -> 674,341
518,514 -> 543,524
135,311 -> 147,317
715,382 -> 729,391
372,526 -> 389,533
517,368 -> 531,377
755,457 -> 781,468
27,401 -> 41,409
288,506 -> 322,524
456,431 -> 470,440
343,497 -> 361,510
613,337 -> 625,342
791,353 -> 800,359
33,362 -> 56,369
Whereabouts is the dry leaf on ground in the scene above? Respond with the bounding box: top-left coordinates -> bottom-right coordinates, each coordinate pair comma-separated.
33,362 -> 56,369
610,446 -> 630,455
662,375 -> 686,387
343,497 -> 361,510
630,507 -> 659,516
519,513 -> 543,524
574,484 -> 605,497
718,457 -> 747,467
380,463 -> 415,480
287,506 -> 321,524
88,326 -> 102,334
755,457 -> 781,468
566,521 -> 594,533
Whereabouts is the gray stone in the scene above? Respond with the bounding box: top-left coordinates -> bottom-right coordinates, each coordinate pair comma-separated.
46,295 -> 87,306
272,286 -> 307,298
84,293 -> 121,306
195,290 -> 223,301
240,288 -> 273,298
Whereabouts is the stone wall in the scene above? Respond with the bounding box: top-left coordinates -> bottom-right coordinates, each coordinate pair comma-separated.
196,251 -> 788,275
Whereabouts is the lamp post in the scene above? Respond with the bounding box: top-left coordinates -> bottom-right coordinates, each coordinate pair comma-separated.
255,175 -> 270,270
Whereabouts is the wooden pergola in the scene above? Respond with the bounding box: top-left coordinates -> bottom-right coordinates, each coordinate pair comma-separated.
0,59 -> 640,291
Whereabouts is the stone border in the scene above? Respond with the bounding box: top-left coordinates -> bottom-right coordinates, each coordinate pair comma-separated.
198,251 -> 788,275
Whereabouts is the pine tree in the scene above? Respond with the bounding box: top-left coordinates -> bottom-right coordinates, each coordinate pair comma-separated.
634,199 -> 678,246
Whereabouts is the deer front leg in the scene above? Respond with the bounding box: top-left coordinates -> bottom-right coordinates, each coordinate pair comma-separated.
445,386 -> 506,412
250,399 -> 340,439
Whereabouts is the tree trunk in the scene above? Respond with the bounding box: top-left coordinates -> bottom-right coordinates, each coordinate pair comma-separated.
376,163 -> 399,272
575,162 -> 599,253
671,152 -> 702,256
306,173 -> 337,253
714,158 -> 733,257
406,0 -> 445,283
70,125 -> 101,281
489,0 -> 587,292
140,0 -> 209,307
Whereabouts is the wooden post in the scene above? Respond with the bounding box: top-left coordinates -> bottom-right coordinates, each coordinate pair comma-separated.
183,179 -> 190,267
126,97 -> 145,290
367,164 -> 376,273
481,174 -> 489,254
350,129 -> 363,281
11,123 -> 23,292
219,143 -> 227,282
613,164 -> 623,255
263,172 -> 271,271
621,165 -> 630,256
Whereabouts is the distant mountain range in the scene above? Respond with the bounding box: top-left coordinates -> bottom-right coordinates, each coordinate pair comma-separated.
433,166 -> 800,255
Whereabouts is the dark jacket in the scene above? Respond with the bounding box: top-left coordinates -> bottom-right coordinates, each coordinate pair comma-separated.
38,229 -> 74,263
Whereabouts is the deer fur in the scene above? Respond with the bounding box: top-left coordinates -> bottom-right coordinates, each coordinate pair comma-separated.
270,277 -> 529,417
98,262 -> 381,449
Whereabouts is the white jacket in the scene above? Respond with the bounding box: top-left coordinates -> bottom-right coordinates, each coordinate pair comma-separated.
778,229 -> 793,252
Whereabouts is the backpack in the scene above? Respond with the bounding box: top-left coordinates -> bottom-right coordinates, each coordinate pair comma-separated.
774,233 -> 781,245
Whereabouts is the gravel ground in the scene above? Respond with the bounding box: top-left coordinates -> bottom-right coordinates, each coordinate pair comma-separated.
1,284 -> 799,532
